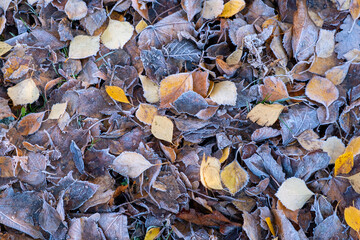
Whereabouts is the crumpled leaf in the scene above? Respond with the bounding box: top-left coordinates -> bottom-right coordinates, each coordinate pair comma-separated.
112,151 -> 153,178
305,76 -> 339,120
344,206 -> 360,232
220,160 -> 248,194
69,35 -> 100,59
259,76 -> 289,102
64,0 -> 88,20
275,177 -> 314,211
105,85 -> 130,103
159,73 -> 193,108
247,103 -> 285,127
151,115 -> 174,143
219,0 -> 245,18
334,152 -> 354,176
210,81 -> 237,106
7,78 -> 40,106
201,0 -> 224,19
17,112 -> 45,136
101,20 -> 134,49
200,155 -> 223,190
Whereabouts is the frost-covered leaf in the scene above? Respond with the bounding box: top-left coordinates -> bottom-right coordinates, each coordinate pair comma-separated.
200,155 -> 223,190
335,16 -> 360,59
164,40 -> 201,62
7,78 -> 40,106
69,35 -> 100,59
247,103 -> 285,127
221,160 -> 248,194
210,81 -> 237,106
101,20 -> 134,49
151,115 -> 174,143
112,151 -> 153,178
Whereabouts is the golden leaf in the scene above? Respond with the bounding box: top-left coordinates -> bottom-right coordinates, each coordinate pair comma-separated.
135,104 -> 158,125
344,206 -> 360,232
7,78 -> 40,106
159,73 -> 193,108
247,103 -> 285,127
105,85 -> 130,103
220,160 -> 248,195
209,81 -> 237,106
219,147 -> 230,163
334,152 -> 354,176
219,0 -> 245,18
200,155 -> 223,190
151,115 -> 173,143
144,227 -> 161,240
345,136 -> 360,157
101,20 -> 134,49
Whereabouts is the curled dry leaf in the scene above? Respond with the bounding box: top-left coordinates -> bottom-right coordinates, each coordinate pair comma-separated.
159,73 -> 193,108
344,206 -> 360,232
200,155 -> 223,190
220,160 -> 248,195
209,81 -> 237,106
135,104 -> 158,125
105,85 -> 130,103
101,20 -> 134,49
247,103 -> 285,127
201,0 -> 224,19
139,75 -> 160,103
17,112 -> 45,136
219,0 -> 245,18
334,152 -> 354,176
48,102 -> 67,120
275,177 -> 314,211
69,35 -> 100,59
305,76 -> 339,120
112,151 -> 153,178
321,136 -> 345,164
7,78 -> 40,106
64,0 -> 88,20
151,115 -> 173,143
259,76 -> 289,102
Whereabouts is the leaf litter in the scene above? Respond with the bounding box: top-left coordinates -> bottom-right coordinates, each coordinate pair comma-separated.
0,0 -> 360,239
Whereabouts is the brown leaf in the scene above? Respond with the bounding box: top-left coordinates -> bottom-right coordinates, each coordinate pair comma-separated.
177,209 -> 240,227
17,112 -> 45,136
159,73 -> 193,108
192,71 -> 209,97
259,76 -> 289,102
181,0 -> 203,21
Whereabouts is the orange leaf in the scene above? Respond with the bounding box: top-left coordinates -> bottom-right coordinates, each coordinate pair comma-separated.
159,73 -> 193,108
17,112 -> 45,136
350,0 -> 360,20
344,206 -> 360,232
259,76 -> 289,102
105,85 -> 130,103
334,152 -> 354,176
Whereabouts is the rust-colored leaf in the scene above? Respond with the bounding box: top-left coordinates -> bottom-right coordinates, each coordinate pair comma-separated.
17,112 -> 45,136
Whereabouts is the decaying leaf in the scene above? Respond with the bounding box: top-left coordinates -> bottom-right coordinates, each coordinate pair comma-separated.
344,206 -> 360,232
247,103 -> 285,127
159,73 -> 193,108
305,76 -> 339,120
316,29 -> 335,58
220,160 -> 248,194
69,35 -> 100,59
101,20 -> 134,49
7,78 -> 40,106
151,115 -> 174,143
135,104 -> 158,125
201,0 -> 224,19
17,112 -> 45,136
334,152 -> 354,176
105,85 -> 130,103
209,81 -> 237,106
48,102 -> 67,120
335,16 -> 360,59
112,151 -> 153,178
219,0 -> 245,18
200,155 -> 223,190
275,177 -> 314,211
259,76 -> 289,102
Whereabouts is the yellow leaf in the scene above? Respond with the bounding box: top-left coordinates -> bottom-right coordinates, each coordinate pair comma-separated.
135,104 -> 158,125
209,81 -> 237,106
101,20 -> 134,49
345,136 -> 360,157
321,136 -> 345,164
200,155 -> 223,190
0,41 -> 12,56
69,35 -> 100,59
344,206 -> 360,232
348,172 -> 360,194
220,160 -> 248,195
247,103 -> 285,127
265,217 -> 276,236
159,73 -> 193,108
7,78 -> 40,106
151,115 -> 173,143
135,19 -> 148,33
48,102 -> 67,120
219,147 -> 230,163
144,227 -> 161,240
219,0 -> 245,18
334,152 -> 354,176
139,75 -> 160,103
105,85 -> 130,103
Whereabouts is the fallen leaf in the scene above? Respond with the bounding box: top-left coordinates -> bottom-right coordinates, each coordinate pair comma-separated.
209,81 -> 237,106
344,206 -> 360,232
334,152 -> 354,176
135,19 -> 148,33
112,151 -> 153,178
132,0 -> 149,20
192,71 -> 209,97
144,227 -> 161,240
69,35 -> 100,59
181,0 -> 203,21
221,160 -> 248,194
348,172 -> 360,194
305,76 -> 339,120
200,155 -> 223,190
135,104 -> 158,125
159,73 -> 193,108
350,0 -> 360,20
315,29 -> 336,58
296,129 -> 323,151
247,103 -> 285,127
64,0 -> 88,20
48,102 -> 67,120
0,41 -> 12,56
219,0 -> 245,18
101,20 -> 134,49
265,217 -> 276,236
251,127 -> 281,142
219,147 -> 230,163
173,91 -> 208,115
259,76 -> 289,102
139,75 -> 160,103
325,61 -> 351,85
105,85 -> 130,103
226,48 -> 243,65
321,136 -> 345,164
201,0 -> 224,19
7,78 -> 40,106
275,177 -> 314,211
335,16 -> 360,59
242,211 -> 261,240
151,115 -> 173,143
17,112 -> 45,136
345,136 -> 360,157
